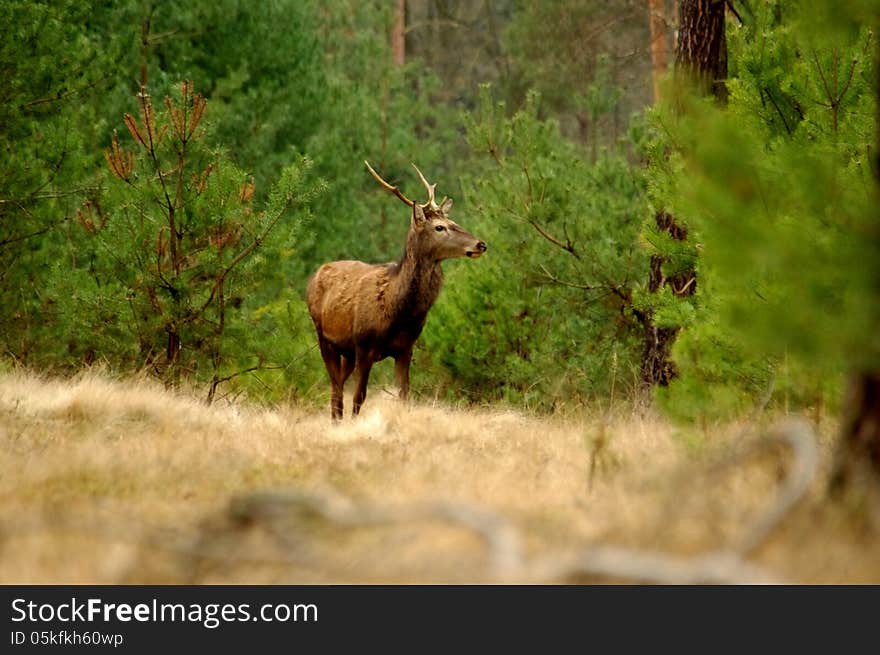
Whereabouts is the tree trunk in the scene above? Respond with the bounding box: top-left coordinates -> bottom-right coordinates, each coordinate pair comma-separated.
640,322 -> 679,386
830,373 -> 880,496
392,0 -> 406,66
647,0 -> 668,103
640,2 -> 724,389
675,0 -> 728,103
640,211 -> 695,388
829,35 -> 880,499
166,329 -> 181,388
140,16 -> 150,88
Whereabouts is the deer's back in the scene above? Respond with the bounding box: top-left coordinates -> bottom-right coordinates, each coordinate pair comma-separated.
307,260 -> 395,350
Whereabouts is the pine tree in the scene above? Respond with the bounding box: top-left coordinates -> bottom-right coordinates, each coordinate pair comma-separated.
654,0 -> 880,469
57,83 -> 323,397
638,0 -> 729,391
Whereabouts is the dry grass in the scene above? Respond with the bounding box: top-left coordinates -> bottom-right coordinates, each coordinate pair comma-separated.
0,370 -> 877,584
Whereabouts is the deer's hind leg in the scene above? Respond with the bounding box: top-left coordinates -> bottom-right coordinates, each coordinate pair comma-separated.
395,348 -> 413,401
318,338 -> 346,421
339,353 -> 355,416
351,347 -> 375,417
339,354 -> 355,387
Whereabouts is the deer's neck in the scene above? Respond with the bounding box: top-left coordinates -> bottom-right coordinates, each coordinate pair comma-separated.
389,234 -> 443,322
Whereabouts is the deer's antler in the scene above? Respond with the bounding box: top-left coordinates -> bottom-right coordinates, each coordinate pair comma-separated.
411,163 -> 437,208
364,160 -> 415,207
365,161 -> 439,209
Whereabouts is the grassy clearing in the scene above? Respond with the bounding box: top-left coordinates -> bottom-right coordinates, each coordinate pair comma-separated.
0,370 -> 877,583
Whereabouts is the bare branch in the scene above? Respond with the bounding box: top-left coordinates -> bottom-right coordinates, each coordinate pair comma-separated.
671,275 -> 696,295
532,546 -> 780,584
20,77 -> 108,109
734,420 -> 819,556
524,217 -> 581,259
207,363 -> 284,405
836,55 -> 859,106
810,48 -> 835,106
537,264 -> 602,291
725,0 -> 744,25
8,421 -> 818,585
763,87 -> 793,136
522,165 -> 533,201
0,186 -> 104,206
182,205 -> 289,326
0,221 -> 63,248
229,489 -> 523,580
403,18 -> 463,35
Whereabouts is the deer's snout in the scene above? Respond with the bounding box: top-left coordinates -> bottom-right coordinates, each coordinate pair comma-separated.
467,241 -> 487,258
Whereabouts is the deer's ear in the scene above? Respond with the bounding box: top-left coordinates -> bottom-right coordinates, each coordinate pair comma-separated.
439,197 -> 453,213
412,202 -> 427,226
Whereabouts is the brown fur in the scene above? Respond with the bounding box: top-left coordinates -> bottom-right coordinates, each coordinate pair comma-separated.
307,195 -> 485,420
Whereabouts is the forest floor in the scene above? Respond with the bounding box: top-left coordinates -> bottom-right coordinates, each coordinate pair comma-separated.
1,370 -> 878,584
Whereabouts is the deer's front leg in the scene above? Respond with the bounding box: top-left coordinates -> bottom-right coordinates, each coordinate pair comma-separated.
352,348 -> 374,417
395,348 -> 413,401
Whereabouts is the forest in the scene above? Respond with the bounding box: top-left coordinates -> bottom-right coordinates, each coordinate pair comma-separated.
1,0 -> 879,584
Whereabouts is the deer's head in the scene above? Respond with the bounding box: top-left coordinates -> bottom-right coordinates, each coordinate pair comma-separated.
366,161 -> 487,262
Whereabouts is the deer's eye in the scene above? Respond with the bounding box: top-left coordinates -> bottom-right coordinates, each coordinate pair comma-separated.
435,225 -> 446,232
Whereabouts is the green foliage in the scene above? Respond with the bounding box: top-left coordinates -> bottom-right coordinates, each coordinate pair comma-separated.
0,0 -> 459,402
3,0 -> 874,419
294,0 -> 460,283
0,0 -> 140,361
143,0 -> 328,198
637,98 -> 702,335
655,1 -> 877,422
581,54 -> 624,127
502,0 -> 651,150
419,87 -> 645,407
42,84 -> 323,399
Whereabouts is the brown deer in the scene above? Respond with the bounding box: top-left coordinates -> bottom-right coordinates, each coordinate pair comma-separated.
306,161 -> 487,420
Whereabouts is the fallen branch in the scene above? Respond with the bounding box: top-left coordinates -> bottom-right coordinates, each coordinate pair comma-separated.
193,420 -> 823,583
229,489 -> 523,580
530,546 -> 780,584
733,419 -> 819,556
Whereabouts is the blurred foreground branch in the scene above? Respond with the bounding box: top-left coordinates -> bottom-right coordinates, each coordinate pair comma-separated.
531,420 -> 818,583
733,420 -> 819,556
226,421 -> 818,584
229,489 -> 523,580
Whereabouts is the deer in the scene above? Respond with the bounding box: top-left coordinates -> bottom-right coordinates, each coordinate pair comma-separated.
306,161 -> 487,420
